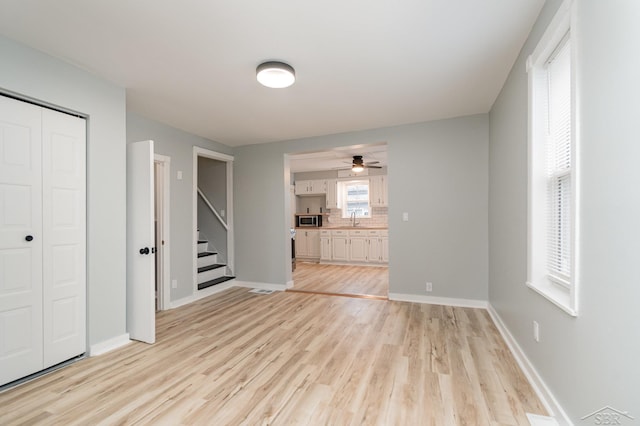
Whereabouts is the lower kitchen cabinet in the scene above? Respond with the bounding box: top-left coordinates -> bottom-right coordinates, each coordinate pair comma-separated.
331,230 -> 349,261
349,231 -> 368,262
295,229 -> 320,259
320,230 -> 332,261
380,236 -> 389,262
367,230 -> 388,263
322,229 -> 388,264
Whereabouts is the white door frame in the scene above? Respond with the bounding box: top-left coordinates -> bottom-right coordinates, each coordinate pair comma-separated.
192,147 -> 234,294
154,154 -> 171,311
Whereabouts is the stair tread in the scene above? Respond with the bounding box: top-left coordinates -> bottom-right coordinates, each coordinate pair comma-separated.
197,264 -> 226,273
197,251 -> 218,258
197,276 -> 235,290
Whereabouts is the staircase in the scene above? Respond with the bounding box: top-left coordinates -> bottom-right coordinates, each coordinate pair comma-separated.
197,233 -> 234,290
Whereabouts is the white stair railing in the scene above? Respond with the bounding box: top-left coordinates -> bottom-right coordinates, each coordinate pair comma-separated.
197,188 -> 229,231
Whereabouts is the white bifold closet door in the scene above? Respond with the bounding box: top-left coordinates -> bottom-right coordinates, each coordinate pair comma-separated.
0,95 -> 86,386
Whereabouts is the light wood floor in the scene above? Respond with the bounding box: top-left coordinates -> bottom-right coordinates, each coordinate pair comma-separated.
0,288 -> 546,425
293,262 -> 388,298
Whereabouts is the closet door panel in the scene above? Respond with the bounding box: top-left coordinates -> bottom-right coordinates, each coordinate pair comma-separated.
42,108 -> 86,368
0,96 -> 44,385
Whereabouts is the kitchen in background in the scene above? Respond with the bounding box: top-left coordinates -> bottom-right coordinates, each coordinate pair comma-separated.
289,144 -> 389,270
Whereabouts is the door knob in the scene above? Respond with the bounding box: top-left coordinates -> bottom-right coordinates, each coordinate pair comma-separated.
25,235 -> 34,242
139,247 -> 150,255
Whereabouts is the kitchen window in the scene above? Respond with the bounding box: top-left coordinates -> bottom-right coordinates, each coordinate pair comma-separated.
339,180 -> 370,218
526,0 -> 578,316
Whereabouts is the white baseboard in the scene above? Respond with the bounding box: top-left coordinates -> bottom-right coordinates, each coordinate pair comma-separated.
388,292 -> 488,309
169,279 -> 236,309
233,280 -> 288,291
487,304 -> 572,426
286,280 -> 294,289
89,333 -> 131,356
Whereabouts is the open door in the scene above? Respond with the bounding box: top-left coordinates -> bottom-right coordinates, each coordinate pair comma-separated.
127,140 -> 156,343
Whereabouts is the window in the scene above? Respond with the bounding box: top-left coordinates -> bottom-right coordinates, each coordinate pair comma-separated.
339,180 -> 370,218
526,0 -> 578,316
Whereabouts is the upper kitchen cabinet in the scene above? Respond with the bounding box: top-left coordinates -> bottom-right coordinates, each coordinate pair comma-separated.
295,179 -> 326,195
369,175 -> 388,207
325,179 -> 338,209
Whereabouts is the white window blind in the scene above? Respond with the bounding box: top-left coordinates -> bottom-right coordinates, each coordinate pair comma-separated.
339,180 -> 370,218
545,36 -> 572,284
526,0 -> 577,315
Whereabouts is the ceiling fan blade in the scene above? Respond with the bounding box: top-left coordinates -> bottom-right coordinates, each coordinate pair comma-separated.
364,165 -> 382,169
364,161 -> 380,165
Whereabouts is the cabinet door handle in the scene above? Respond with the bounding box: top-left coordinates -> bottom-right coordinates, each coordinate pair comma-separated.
25,235 -> 34,242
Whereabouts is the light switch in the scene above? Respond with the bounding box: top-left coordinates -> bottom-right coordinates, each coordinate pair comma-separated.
402,212 -> 409,222
177,171 -> 183,180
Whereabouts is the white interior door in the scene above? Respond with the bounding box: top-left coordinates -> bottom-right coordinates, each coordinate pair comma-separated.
127,140 -> 155,344
41,108 -> 86,368
0,96 -> 44,385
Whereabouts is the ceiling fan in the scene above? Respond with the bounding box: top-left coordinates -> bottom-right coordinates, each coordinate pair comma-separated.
343,155 -> 382,172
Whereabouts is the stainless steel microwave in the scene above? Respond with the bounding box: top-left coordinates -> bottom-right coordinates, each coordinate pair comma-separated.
297,215 -> 322,227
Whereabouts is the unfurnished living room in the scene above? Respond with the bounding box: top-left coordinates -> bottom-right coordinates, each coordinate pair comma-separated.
0,1 -> 638,425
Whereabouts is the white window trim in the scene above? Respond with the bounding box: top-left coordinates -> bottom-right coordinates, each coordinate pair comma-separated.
526,0 -> 579,317
339,179 -> 371,219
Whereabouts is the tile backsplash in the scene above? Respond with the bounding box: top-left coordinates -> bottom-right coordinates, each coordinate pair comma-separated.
324,207 -> 388,227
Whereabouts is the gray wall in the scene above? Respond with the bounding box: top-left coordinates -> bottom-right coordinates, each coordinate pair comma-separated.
0,36 -> 127,346
235,114 -> 488,301
126,113 -> 232,301
198,157 -> 227,211
489,0 -> 640,421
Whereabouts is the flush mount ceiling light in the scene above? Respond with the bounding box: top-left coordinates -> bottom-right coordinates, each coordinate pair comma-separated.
256,61 -> 295,88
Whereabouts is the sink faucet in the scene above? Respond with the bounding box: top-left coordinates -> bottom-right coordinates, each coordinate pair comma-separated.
350,211 -> 360,227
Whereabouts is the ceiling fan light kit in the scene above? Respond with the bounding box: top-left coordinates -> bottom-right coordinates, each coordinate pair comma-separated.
256,61 -> 296,88
352,155 -> 365,172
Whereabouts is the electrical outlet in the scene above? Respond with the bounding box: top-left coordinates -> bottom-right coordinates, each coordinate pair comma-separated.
533,321 -> 540,342
171,279 -> 177,289
221,209 -> 225,217
426,282 -> 433,292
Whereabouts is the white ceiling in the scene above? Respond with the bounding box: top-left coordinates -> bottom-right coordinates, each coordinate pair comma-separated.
0,0 -> 544,147
289,143 -> 388,173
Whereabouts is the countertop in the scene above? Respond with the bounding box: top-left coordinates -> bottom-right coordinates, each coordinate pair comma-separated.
295,226 -> 387,230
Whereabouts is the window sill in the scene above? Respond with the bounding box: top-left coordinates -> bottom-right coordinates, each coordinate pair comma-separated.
526,280 -> 577,317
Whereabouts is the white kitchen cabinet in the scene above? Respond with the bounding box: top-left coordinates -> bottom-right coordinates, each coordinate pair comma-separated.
331,230 -> 349,261
381,236 -> 389,262
321,228 -> 388,265
320,230 -> 332,260
349,230 -> 368,262
295,229 -> 320,259
295,231 -> 307,257
369,237 -> 381,262
367,230 -> 388,263
369,175 -> 388,207
325,179 -> 338,209
295,179 -> 326,195
307,229 -> 320,258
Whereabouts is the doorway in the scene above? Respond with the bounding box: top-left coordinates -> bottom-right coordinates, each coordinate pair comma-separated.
192,147 -> 235,294
286,143 -> 389,299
